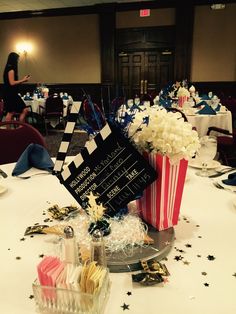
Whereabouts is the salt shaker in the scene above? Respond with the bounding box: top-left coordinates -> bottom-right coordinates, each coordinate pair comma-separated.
63,226 -> 78,265
90,229 -> 107,267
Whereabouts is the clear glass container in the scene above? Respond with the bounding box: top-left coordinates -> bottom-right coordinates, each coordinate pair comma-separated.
32,268 -> 110,314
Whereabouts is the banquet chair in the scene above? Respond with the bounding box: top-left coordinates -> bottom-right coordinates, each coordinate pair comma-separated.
0,99 -> 4,121
0,121 -> 47,165
39,95 -> 65,135
166,107 -> 188,122
207,126 -> 236,166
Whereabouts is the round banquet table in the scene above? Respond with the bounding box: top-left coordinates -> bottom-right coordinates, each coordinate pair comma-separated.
0,159 -> 236,314
186,110 -> 232,137
24,98 -> 72,117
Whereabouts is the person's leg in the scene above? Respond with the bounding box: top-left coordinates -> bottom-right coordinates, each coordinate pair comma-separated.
5,112 -> 14,122
5,112 -> 14,129
19,107 -> 28,123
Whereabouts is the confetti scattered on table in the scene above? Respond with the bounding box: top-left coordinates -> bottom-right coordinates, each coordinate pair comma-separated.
201,272 -> 207,276
39,254 -> 44,258
185,244 -> 192,248
16,256 -> 21,260
127,291 -> 132,296
20,237 -> 25,241
232,273 -> 236,278
183,260 -> 190,265
204,283 -> 209,287
29,295 -> 34,299
121,303 -> 130,311
207,255 -> 215,261
197,254 -> 201,258
174,255 -> 183,261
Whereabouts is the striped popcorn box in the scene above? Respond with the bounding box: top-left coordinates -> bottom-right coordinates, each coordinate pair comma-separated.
137,153 -> 188,231
178,96 -> 188,108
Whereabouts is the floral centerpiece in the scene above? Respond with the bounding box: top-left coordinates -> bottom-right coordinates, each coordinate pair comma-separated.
116,104 -> 200,230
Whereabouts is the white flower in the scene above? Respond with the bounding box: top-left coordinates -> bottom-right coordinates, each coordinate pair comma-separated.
177,87 -> 190,98
125,106 -> 200,164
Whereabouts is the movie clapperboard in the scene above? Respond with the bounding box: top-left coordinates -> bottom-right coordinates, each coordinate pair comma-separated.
54,103 -> 157,217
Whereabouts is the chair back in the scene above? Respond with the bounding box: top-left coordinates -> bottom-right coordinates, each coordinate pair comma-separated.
0,121 -> 46,165
0,99 -> 4,121
45,95 -> 64,115
165,107 -> 188,122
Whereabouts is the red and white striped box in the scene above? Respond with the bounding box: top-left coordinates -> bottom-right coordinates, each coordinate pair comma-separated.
137,153 -> 188,231
178,96 -> 188,108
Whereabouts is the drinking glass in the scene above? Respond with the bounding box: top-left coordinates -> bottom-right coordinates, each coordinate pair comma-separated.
195,136 -> 217,177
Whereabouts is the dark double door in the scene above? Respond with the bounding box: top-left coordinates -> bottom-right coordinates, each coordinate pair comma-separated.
118,50 -> 173,99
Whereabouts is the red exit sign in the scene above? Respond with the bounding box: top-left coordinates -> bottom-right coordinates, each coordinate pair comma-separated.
140,9 -> 150,17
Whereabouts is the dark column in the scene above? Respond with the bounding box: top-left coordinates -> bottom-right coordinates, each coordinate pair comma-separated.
174,1 -> 194,82
99,6 -> 116,114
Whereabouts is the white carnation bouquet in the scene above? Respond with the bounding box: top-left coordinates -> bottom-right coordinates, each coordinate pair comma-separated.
116,104 -> 200,164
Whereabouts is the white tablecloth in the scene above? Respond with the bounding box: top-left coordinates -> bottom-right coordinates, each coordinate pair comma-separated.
186,111 -> 232,137
0,160 -> 236,313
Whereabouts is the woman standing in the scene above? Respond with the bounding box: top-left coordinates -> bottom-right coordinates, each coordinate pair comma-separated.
3,52 -> 30,122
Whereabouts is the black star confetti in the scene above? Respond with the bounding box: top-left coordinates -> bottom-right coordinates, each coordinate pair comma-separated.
201,272 -> 207,276
20,237 -> 25,241
29,295 -> 34,299
198,236 -> 202,238
232,273 -> 236,278
196,224 -> 200,227
204,283 -> 209,287
8,248 -> 10,251
183,260 -> 190,265
121,303 -> 130,311
174,255 -> 183,261
197,254 -> 201,258
16,256 -> 21,260
127,291 -> 132,296
39,254 -> 44,258
185,243 -> 192,248
207,255 -> 215,261
30,235 -> 34,238
34,223 -> 39,225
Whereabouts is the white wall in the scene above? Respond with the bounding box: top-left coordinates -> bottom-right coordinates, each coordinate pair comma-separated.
191,4 -> 236,82
0,14 -> 101,84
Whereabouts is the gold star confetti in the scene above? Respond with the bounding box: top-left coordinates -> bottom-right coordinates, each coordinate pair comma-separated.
86,192 -> 106,222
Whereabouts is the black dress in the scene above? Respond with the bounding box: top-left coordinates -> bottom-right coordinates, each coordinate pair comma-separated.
3,64 -> 26,113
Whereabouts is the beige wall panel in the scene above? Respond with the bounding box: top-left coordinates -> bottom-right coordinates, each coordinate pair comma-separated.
116,8 -> 175,28
191,4 -> 236,82
0,14 -> 101,84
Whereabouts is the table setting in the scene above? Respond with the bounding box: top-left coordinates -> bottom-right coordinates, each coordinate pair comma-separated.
1,102 -> 236,314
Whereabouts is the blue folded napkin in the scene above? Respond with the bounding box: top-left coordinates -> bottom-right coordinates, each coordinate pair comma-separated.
197,104 -> 216,115
193,100 -> 207,108
222,172 -> 236,186
12,143 -> 54,176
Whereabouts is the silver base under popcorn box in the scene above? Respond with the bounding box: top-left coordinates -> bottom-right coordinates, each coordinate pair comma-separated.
107,226 -> 174,273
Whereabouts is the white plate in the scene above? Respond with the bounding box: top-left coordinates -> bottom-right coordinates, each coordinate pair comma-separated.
188,159 -> 221,169
0,185 -> 8,195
